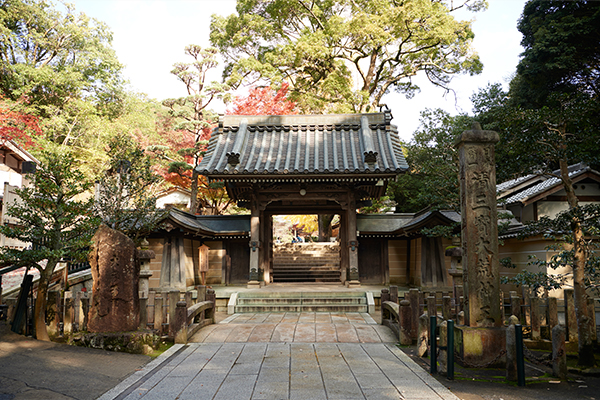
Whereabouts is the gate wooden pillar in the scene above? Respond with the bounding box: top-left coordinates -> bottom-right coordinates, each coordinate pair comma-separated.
346,195 -> 361,288
248,197 -> 261,288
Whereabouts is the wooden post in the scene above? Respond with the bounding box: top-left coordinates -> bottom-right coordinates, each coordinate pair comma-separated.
510,291 -> 521,322
530,297 -> 541,341
139,295 -> 148,330
389,286 -> 398,303
206,289 -> 216,324
564,289 -> 577,342
442,295 -> 452,320
547,297 -> 559,329
399,300 -> 412,345
168,291 -> 180,337
427,294 -> 436,318
154,296 -> 163,335
409,288 -> 420,339
174,301 -> 188,344
72,292 -> 82,333
81,295 -> 89,332
381,289 -> 390,320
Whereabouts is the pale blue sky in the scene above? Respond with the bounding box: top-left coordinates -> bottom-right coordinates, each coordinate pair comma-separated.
67,0 -> 527,140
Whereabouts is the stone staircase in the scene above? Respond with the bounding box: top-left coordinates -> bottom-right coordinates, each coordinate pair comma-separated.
233,292 -> 368,313
272,242 -> 341,283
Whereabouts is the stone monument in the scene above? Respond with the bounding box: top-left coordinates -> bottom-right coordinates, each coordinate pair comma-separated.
88,225 -> 140,332
454,122 -> 505,366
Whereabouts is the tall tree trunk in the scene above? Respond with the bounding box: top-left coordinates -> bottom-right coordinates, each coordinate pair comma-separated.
189,169 -> 200,214
318,214 -> 334,242
559,159 -> 595,367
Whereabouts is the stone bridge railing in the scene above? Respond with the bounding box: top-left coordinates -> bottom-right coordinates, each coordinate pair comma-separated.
172,289 -> 216,344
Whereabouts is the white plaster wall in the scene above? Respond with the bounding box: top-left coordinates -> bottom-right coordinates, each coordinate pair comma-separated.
156,191 -> 191,208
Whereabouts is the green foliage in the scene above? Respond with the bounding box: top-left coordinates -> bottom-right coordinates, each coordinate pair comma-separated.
94,134 -> 167,246
0,150 -> 99,269
420,223 -> 460,239
162,45 -> 231,214
388,108 -> 472,212
0,0 -> 124,117
210,0 -> 484,113
501,204 -> 600,295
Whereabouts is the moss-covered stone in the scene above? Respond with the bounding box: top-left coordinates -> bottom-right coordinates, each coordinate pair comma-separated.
69,330 -> 160,354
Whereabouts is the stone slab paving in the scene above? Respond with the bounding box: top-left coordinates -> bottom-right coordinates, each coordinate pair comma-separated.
191,312 -> 395,343
100,313 -> 459,400
100,342 -> 459,400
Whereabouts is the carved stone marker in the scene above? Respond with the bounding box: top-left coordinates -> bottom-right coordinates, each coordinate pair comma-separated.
455,122 -> 501,328
88,225 -> 140,332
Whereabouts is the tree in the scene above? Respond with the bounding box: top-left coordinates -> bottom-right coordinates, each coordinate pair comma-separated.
0,0 -> 124,118
388,108 -> 471,212
229,83 -> 297,115
210,0 -> 485,113
0,149 -> 99,340
94,134 -> 166,246
162,45 -> 230,214
0,96 -> 42,148
488,0 -> 600,367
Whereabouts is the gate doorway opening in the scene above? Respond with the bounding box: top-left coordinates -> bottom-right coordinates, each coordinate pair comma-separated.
270,215 -> 341,283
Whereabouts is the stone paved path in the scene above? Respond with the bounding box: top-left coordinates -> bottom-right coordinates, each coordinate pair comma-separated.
100,313 -> 459,400
190,312 -> 397,343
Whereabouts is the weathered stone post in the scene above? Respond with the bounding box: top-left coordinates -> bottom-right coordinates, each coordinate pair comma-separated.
389,286 -> 398,303
174,301 -> 188,344
418,314 -> 429,357
552,324 -> 567,379
381,289 -> 390,320
154,296 -> 164,335
564,289 -> 577,342
531,297 -> 541,341
439,321 -> 448,375
427,294 -> 436,318
409,288 -> 420,339
510,291 -> 521,323
399,300 -> 412,345
506,315 -> 519,381
442,294 -> 452,320
547,297 -> 559,329
205,288 -> 216,324
454,122 -> 505,367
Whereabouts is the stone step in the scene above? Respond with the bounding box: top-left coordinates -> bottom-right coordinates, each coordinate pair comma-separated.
237,297 -> 365,305
272,265 -> 340,270
234,304 -> 368,313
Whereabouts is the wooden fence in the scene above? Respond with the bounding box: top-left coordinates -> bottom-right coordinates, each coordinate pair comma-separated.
3,285 -> 215,344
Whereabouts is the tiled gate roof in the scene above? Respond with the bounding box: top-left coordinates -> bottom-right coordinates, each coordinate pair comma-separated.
197,112 -> 408,179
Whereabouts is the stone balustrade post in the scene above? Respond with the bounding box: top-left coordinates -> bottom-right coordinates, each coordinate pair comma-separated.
530,297 -> 541,341
439,321 -> 448,375
510,291 -> 521,323
174,301 -> 188,344
442,295 -> 452,320
196,285 -> 207,302
389,286 -> 398,304
417,313 -> 429,357
427,294 -> 436,318
564,289 -> 577,342
154,296 -> 163,335
547,297 -> 558,329
552,324 -> 567,379
506,315 -> 519,381
206,289 -> 216,323
381,289 -> 390,320
399,300 -> 412,345
409,289 -> 420,339
139,295 -> 148,330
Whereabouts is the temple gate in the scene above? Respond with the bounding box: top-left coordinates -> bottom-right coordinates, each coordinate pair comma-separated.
197,111 -> 408,287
